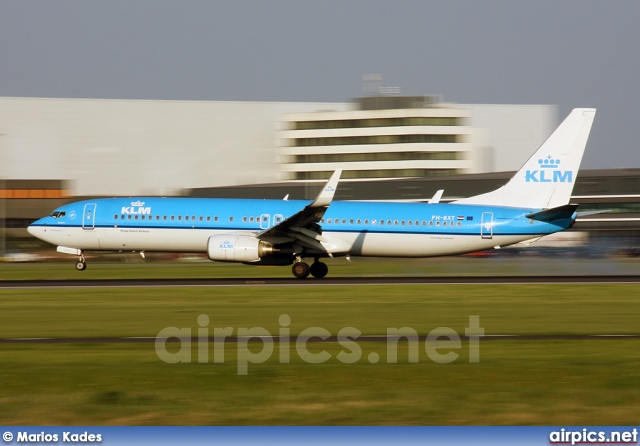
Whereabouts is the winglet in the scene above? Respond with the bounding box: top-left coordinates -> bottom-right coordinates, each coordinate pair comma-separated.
428,189 -> 444,204
311,169 -> 342,207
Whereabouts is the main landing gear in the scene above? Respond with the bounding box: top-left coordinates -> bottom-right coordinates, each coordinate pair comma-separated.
292,258 -> 328,279
75,252 -> 87,271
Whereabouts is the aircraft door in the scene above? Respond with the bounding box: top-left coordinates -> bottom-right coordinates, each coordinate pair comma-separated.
82,203 -> 97,230
260,214 -> 270,230
481,212 -> 493,239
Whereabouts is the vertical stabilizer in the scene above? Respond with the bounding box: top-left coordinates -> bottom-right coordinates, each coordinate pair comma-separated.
455,108 -> 596,209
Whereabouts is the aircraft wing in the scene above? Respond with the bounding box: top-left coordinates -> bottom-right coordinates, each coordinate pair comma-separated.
257,170 -> 345,254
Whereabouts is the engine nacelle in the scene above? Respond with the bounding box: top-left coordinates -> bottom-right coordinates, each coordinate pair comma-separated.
207,234 -> 274,262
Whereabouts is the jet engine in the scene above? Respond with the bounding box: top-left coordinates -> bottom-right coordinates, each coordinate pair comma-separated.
207,235 -> 274,262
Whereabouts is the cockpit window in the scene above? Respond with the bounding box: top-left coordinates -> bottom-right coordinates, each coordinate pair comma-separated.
50,211 -> 66,219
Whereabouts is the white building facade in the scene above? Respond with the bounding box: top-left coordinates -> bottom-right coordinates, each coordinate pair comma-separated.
279,97 -> 556,181
280,97 -> 477,181
0,96 -> 554,196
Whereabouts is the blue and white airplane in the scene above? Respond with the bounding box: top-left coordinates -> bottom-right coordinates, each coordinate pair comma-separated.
28,108 -> 596,278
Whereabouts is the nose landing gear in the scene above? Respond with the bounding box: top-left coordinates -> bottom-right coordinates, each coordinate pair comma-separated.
75,252 -> 87,271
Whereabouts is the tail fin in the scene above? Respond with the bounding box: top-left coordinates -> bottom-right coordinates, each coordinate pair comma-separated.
455,108 -> 596,209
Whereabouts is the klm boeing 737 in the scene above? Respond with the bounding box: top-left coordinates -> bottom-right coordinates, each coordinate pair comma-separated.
28,108 -> 596,278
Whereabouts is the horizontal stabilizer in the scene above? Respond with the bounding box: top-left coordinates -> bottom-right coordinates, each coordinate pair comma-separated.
576,209 -> 610,217
525,204 -> 579,222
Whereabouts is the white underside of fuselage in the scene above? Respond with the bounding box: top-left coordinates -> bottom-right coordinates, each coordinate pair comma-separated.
29,225 -> 535,258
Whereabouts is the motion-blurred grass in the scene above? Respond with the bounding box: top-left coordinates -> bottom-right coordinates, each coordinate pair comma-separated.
0,283 -> 639,425
0,285 -> 639,338
1,254 -> 640,280
1,341 -> 638,425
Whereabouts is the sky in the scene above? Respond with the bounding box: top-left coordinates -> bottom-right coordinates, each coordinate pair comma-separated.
1,0 -> 639,170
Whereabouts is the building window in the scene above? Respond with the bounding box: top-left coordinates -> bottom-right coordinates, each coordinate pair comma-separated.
294,151 -> 461,164
293,169 -> 460,181
292,116 -> 461,130
294,134 -> 457,148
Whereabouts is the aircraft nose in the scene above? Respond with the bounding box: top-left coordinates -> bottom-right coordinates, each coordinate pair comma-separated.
27,219 -> 45,237
27,222 -> 37,236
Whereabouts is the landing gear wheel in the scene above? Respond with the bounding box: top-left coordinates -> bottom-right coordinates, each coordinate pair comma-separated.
292,262 -> 310,279
75,261 -> 87,271
310,261 -> 328,279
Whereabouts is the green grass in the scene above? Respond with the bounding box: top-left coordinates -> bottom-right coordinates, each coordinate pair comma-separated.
0,285 -> 639,338
1,283 -> 639,425
2,254 -> 640,280
1,341 -> 639,425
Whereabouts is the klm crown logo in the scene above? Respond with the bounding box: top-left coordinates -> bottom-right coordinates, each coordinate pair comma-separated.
121,200 -> 151,215
525,155 -> 572,183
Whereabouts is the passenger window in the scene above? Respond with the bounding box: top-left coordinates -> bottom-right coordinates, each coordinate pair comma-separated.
387,220 -> 392,225
243,217 -> 248,222
214,216 -> 218,222
436,222 -> 440,227
401,220 -> 405,226
380,220 -> 384,226
357,219 -> 361,224
350,219 -> 354,224
171,216 -> 175,221
394,220 -> 398,226
199,216 -> 203,222
457,222 -> 461,227
422,221 -> 426,226
229,216 -> 234,222
114,215 -> 118,220
127,215 -> 132,220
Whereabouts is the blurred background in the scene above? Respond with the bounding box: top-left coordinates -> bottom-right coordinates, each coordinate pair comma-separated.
2,1 -> 640,263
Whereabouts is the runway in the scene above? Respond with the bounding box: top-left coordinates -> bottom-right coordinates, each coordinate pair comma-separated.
2,334 -> 639,345
1,275 -> 640,288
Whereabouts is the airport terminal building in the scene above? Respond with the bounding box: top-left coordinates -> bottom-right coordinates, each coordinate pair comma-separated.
0,95 -> 554,196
